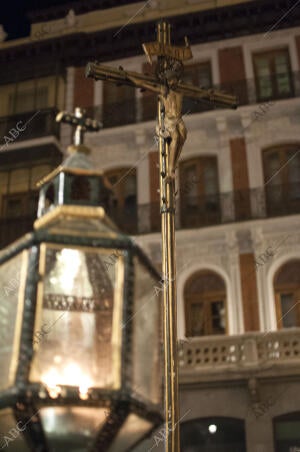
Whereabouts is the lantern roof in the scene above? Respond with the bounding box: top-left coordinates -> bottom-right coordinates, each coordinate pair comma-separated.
36,107 -> 113,221
36,165 -> 109,188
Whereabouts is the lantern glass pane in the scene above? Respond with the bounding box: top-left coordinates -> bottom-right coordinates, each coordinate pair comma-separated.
29,244 -> 124,392
0,408 -> 31,451
40,406 -> 106,451
108,414 -> 153,452
131,256 -> 162,405
0,252 -> 27,390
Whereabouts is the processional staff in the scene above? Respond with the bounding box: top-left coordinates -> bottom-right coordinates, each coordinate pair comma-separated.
86,21 -> 237,452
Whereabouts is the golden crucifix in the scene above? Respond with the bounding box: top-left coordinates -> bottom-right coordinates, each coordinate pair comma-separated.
86,21 -> 237,452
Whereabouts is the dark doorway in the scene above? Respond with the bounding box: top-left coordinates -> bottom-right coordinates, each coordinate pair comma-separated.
274,412 -> 300,451
180,417 -> 246,452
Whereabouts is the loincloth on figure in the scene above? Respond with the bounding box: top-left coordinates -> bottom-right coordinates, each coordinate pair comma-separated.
164,116 -> 180,134
165,117 -> 187,141
156,117 -> 187,143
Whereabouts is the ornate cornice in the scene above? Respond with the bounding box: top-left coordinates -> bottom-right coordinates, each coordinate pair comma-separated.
27,0 -> 142,24
1,0 -> 300,72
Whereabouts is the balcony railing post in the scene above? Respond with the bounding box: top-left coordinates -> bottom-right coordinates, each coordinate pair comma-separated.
220,192 -> 235,223
243,338 -> 259,366
251,187 -> 266,219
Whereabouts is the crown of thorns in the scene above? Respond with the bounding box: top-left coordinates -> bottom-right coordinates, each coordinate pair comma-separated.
156,58 -> 184,82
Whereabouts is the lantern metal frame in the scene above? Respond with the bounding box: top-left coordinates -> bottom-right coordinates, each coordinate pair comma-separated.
0,206 -> 163,452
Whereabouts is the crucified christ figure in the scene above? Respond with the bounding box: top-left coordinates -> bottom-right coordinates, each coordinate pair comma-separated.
130,71 -> 186,181
159,73 -> 187,180
86,58 -> 237,181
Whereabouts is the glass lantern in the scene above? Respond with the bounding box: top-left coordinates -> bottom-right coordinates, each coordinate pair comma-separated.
0,184 -> 163,452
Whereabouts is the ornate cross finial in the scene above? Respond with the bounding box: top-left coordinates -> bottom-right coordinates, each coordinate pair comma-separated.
142,20 -> 192,91
56,107 -> 102,146
142,20 -> 192,65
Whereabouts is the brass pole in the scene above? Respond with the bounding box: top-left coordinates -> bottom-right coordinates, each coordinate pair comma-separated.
84,19 -> 237,452
157,21 -> 180,452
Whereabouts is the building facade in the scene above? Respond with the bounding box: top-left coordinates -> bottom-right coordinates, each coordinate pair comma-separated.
1,1 -> 300,451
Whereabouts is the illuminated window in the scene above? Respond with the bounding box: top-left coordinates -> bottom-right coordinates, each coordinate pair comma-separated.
184,270 -> 226,337
263,145 -> 300,215
0,75 -> 64,116
179,157 -> 220,228
253,48 -> 293,101
8,85 -> 48,114
274,260 -> 300,329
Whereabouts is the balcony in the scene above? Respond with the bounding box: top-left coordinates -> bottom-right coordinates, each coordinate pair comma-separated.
0,184 -> 299,247
0,107 -> 60,146
110,184 -> 300,234
178,329 -> 300,384
87,72 -> 300,129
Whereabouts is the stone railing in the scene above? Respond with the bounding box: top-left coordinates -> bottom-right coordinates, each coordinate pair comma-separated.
178,329 -> 300,382
1,183 -> 299,248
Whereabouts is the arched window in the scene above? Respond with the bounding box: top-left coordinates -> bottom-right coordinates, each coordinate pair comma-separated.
179,157 -> 220,228
180,417 -> 246,452
263,145 -> 300,215
274,412 -> 300,451
105,168 -> 137,234
274,260 -> 300,329
184,270 -> 226,337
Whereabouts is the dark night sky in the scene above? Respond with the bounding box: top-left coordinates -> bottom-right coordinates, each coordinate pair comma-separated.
0,0 -> 75,40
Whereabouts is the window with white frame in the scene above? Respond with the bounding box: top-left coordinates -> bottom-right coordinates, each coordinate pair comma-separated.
253,48 -> 293,101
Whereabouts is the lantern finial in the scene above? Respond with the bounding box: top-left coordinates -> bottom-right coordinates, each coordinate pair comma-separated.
35,108 -> 111,218
56,107 -> 102,155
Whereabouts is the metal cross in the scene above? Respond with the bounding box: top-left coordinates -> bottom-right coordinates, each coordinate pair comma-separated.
86,20 -> 237,452
56,107 -> 102,146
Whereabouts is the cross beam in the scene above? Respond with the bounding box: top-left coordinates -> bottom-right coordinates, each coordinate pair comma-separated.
56,107 -> 102,146
86,62 -> 237,109
86,20 -> 238,452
